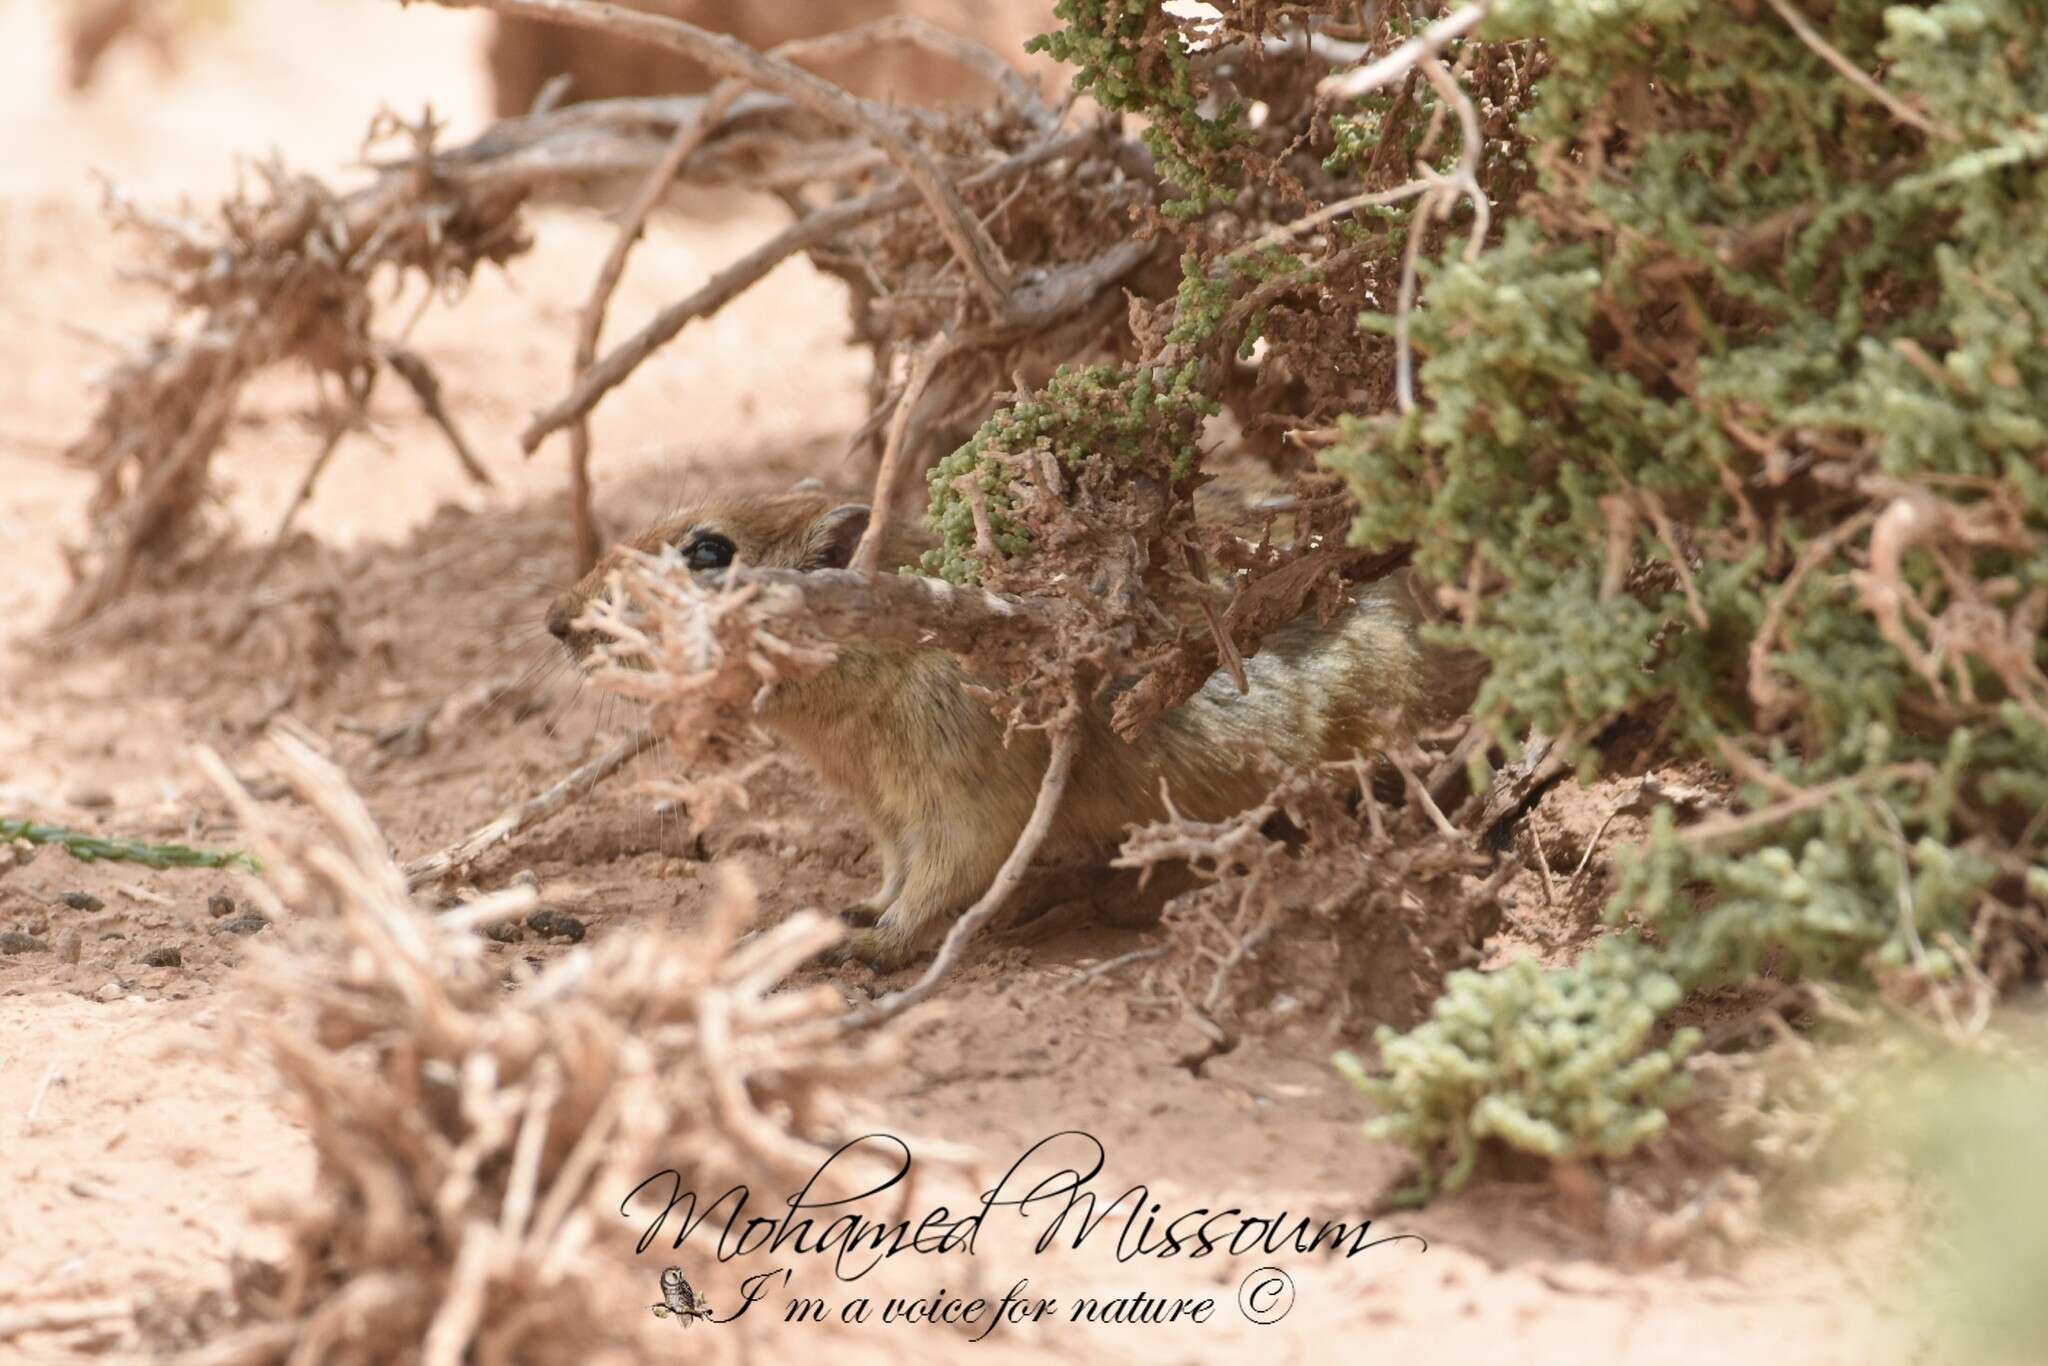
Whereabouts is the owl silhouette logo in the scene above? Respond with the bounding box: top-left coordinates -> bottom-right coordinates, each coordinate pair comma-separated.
651,1266 -> 713,1326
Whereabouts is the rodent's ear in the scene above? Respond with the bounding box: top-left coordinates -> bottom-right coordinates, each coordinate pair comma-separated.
809,503 -> 871,570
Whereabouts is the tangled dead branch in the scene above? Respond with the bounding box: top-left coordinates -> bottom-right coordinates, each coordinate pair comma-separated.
60,87 -> 866,623
153,728 -> 903,1363
393,5 -> 1538,1003
554,11 -> 1053,569
1113,762 -> 1507,1042
65,4 -> 1543,1018
433,0 -> 1019,303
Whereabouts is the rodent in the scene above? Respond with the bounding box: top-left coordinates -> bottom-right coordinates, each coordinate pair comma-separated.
548,488 -> 1432,971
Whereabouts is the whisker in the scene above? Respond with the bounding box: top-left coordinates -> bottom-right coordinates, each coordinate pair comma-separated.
541,673 -> 588,738
480,647 -> 566,723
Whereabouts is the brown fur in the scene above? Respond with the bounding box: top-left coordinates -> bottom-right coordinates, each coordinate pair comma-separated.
551,490 -> 1429,970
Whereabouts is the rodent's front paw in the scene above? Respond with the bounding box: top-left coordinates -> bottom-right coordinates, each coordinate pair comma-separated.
815,926 -> 921,973
835,902 -> 883,927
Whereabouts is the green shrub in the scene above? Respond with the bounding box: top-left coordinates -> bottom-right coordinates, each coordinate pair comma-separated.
1027,0 -> 1253,217
1338,937 -> 1701,1194
1323,0 -> 2047,1180
1014,1 -> 2046,1184
921,360 -> 1215,583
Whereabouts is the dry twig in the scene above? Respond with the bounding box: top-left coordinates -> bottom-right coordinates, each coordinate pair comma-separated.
1317,2 -> 1491,100
562,87 -> 742,570
846,716 -> 1084,1028
1762,0 -> 1958,141
853,330 -> 959,575
401,729 -> 661,888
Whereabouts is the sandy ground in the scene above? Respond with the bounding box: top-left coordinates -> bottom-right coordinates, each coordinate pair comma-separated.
0,2 -> 1924,1361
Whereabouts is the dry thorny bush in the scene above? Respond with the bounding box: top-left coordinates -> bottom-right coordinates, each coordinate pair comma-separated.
62,0 -> 1591,1217
57,0 -> 1527,1019
1113,762 -> 1510,1048
138,729 -> 906,1363
59,3 -> 1140,613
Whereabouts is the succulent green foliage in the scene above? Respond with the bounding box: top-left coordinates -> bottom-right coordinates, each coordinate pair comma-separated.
1027,0 -> 1252,217
1166,245 -> 1317,358
1615,729 -> 2017,993
1326,0 -> 2048,1181
1,817 -> 259,872
1339,937 -> 1701,1194
921,360 -> 1216,583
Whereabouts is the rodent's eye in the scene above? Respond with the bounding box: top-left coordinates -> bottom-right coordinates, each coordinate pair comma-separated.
680,533 -> 735,571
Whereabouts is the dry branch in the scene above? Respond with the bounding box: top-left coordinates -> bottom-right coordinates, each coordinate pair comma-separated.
853,330 -> 959,574
1762,0 -> 1958,141
423,0 -> 1016,304
518,127 -> 1101,452
1316,2 -> 1491,100
1115,762 -> 1502,1032
550,11 -> 1047,570
402,728 -> 662,889
382,345 -> 494,487
846,716 -> 1083,1029
563,83 -> 743,569
591,556 -> 1080,688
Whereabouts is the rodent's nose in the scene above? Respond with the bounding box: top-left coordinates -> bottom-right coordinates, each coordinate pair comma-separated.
546,601 -> 573,641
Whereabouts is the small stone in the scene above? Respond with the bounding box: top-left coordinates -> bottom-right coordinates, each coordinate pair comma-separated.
140,947 -> 183,968
1,931 -> 49,955
526,909 -> 586,943
60,892 -> 106,912
219,914 -> 270,937
58,932 -> 82,964
67,788 -> 115,809
510,870 -> 540,889
98,931 -> 126,941
482,919 -> 523,944
207,894 -> 237,918
95,981 -> 124,1002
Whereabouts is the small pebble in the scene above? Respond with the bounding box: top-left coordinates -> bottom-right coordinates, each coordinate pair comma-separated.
95,981 -> 124,1002
482,920 -> 523,944
67,788 -> 115,809
526,909 -> 586,943
99,931 -> 127,941
60,892 -> 106,912
58,932 -> 82,964
510,870 -> 540,889
207,894 -> 237,918
1,931 -> 49,955
218,914 -> 270,937
140,947 -> 183,968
